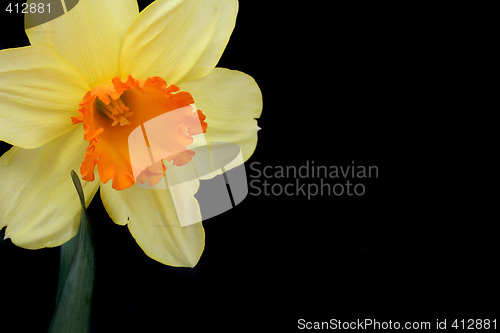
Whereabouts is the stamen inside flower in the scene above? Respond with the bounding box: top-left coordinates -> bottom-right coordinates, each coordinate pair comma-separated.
72,75 -> 208,190
96,97 -> 134,127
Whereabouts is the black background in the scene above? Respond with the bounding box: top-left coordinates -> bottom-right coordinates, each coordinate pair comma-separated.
0,1 -> 496,332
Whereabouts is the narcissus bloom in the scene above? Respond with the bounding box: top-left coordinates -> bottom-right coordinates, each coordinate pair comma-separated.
0,0 -> 262,267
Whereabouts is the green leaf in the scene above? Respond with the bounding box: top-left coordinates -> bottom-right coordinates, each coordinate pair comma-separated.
48,171 -> 95,333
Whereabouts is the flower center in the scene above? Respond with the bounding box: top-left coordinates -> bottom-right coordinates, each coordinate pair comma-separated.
72,75 -> 208,190
96,97 -> 133,127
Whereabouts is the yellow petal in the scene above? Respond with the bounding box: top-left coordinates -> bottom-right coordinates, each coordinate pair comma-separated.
0,128 -> 99,249
180,68 -> 263,161
100,181 -> 205,267
120,0 -> 238,84
0,45 -> 89,148
26,0 -> 139,87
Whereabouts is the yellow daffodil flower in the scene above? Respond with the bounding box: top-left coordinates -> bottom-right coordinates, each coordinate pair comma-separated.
0,0 -> 262,267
